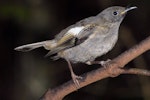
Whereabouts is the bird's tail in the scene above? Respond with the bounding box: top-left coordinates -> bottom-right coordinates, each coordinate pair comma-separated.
14,40 -> 57,52
14,41 -> 46,52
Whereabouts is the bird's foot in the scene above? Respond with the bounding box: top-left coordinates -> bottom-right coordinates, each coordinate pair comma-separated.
87,59 -> 119,77
71,73 -> 82,89
99,59 -> 111,67
100,59 -> 121,77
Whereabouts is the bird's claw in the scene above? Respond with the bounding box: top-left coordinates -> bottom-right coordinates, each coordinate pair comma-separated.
99,59 -> 111,67
99,59 -> 120,77
71,73 -> 82,89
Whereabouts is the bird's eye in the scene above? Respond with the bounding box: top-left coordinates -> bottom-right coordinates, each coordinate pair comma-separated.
113,11 -> 118,16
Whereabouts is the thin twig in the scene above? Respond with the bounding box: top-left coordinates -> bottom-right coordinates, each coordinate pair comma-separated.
121,68 -> 150,76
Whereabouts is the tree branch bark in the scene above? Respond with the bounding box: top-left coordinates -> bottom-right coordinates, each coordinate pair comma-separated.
40,36 -> 150,100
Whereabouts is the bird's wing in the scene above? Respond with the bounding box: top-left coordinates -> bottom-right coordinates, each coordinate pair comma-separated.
54,23 -> 98,47
45,23 -> 98,57
45,16 -> 99,57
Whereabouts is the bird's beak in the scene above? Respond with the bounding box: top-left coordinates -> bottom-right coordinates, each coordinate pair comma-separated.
121,6 -> 137,15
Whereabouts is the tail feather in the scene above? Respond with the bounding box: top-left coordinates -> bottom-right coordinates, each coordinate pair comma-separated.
14,41 -> 45,52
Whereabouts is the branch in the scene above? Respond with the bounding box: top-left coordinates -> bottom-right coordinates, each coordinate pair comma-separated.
40,36 -> 150,100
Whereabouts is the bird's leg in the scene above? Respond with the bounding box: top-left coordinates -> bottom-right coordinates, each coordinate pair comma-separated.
86,59 -> 111,66
86,61 -> 102,65
66,59 -> 82,88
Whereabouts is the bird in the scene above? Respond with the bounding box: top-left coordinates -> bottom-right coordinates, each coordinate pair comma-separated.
14,6 -> 137,88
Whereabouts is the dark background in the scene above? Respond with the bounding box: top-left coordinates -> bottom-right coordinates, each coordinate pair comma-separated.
1,0 -> 150,100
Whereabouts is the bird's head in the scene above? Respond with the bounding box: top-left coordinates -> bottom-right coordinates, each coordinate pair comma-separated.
98,6 -> 137,23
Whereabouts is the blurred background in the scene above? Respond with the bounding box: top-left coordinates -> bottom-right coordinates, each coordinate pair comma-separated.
1,0 -> 150,100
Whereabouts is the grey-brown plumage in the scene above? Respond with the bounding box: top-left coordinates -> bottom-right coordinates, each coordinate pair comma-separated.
15,6 -> 137,87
